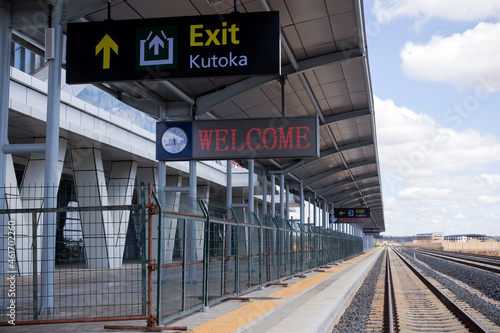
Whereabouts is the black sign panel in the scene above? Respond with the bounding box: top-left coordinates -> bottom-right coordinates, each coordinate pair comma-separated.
334,208 -> 370,218
66,12 -> 280,84
334,208 -> 371,223
363,228 -> 379,234
156,116 -> 319,161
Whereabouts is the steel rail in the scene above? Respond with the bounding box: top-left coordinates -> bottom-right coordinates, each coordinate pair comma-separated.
385,249 -> 396,333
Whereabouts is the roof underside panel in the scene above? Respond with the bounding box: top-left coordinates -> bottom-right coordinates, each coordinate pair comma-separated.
10,0 -> 385,231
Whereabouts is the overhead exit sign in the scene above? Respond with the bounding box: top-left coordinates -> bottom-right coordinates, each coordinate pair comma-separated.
334,208 -> 370,223
66,12 -> 280,84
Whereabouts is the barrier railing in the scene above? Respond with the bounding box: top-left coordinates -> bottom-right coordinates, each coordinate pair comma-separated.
154,190 -> 364,324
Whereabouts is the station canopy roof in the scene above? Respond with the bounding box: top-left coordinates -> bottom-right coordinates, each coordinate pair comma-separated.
9,0 -> 385,231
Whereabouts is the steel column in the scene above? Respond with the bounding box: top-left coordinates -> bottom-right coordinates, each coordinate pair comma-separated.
40,0 -> 64,314
158,107 -> 166,205
323,201 -> 327,228
248,160 -> 254,214
270,174 -> 276,267
279,174 -> 285,271
285,182 -> 289,221
157,108 -> 166,287
226,161 -> 233,271
0,1 -> 12,311
307,198 -> 311,225
248,160 -> 254,271
226,161 -> 232,211
299,181 -> 304,225
279,174 -> 284,221
271,175 -> 275,216
262,169 -> 267,216
313,197 -> 317,227
187,160 -> 197,283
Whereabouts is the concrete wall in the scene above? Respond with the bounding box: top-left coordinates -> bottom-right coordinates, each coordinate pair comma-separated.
414,241 -> 500,252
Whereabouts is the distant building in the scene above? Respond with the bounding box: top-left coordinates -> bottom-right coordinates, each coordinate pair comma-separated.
416,232 -> 444,243
444,234 -> 486,242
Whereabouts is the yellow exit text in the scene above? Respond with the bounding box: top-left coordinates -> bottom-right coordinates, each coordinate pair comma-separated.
190,22 -> 240,46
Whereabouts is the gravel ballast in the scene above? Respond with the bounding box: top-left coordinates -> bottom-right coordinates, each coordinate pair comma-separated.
332,249 -> 385,333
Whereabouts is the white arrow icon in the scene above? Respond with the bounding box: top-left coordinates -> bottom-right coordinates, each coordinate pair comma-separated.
139,29 -> 174,67
149,35 -> 164,55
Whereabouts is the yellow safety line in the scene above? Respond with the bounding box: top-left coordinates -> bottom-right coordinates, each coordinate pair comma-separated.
192,300 -> 284,333
272,249 -> 378,297
192,249 -> 379,332
269,272 -> 333,297
326,265 -> 345,273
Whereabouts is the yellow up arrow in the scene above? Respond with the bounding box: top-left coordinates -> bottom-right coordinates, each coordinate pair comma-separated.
95,34 -> 118,69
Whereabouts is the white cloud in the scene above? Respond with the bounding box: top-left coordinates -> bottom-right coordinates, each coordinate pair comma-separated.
376,96 -> 500,235
477,195 -> 500,205
373,0 -> 500,23
399,187 -> 452,202
400,22 -> 500,90
374,96 -> 500,177
485,211 -> 500,221
406,174 -> 500,197
383,196 -> 398,210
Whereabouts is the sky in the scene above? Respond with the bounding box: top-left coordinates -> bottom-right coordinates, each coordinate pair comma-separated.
363,0 -> 500,236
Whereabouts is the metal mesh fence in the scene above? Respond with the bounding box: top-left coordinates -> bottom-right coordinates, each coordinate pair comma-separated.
0,184 -> 146,323
155,191 -> 364,325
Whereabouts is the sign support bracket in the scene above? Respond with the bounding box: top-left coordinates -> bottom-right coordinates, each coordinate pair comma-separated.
280,76 -> 287,118
107,0 -> 112,21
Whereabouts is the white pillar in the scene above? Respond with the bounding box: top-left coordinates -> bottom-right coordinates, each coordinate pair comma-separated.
19,138 -> 67,275
162,175 -> 182,263
107,161 -> 138,268
71,148 -> 132,268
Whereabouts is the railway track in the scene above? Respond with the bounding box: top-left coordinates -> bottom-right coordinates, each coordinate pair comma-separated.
365,248 -> 500,332
411,249 -> 500,274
